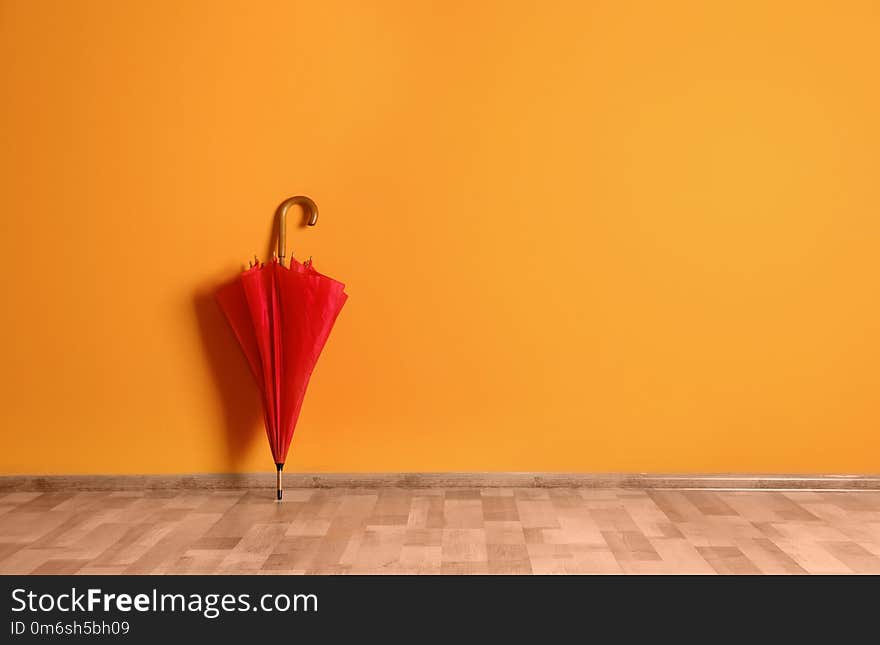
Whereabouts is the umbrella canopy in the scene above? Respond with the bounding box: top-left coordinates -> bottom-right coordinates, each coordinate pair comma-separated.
215,196 -> 347,499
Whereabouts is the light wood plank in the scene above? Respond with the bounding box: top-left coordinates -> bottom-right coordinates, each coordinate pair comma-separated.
0,487 -> 878,574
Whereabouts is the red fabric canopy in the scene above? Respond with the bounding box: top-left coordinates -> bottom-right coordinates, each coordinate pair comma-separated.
215,258 -> 347,486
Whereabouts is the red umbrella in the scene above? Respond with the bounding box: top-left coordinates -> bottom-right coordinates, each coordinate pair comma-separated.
215,196 -> 347,500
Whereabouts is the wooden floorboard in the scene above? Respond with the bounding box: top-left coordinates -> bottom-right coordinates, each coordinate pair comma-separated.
2,488 -> 880,574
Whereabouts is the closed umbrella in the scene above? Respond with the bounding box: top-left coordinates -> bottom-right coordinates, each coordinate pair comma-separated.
215,196 -> 348,500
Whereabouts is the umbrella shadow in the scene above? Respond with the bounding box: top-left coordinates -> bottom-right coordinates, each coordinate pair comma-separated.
193,288 -> 263,470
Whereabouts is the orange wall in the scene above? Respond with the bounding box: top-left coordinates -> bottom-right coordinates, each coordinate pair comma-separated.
2,0 -> 879,475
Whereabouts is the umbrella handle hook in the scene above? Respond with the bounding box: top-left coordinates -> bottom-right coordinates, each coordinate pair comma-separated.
277,195 -> 319,267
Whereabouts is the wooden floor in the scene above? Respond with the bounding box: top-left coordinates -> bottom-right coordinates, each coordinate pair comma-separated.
2,488 -> 880,574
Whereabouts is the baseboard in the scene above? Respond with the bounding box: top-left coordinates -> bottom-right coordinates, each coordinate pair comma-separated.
1,472 -> 879,492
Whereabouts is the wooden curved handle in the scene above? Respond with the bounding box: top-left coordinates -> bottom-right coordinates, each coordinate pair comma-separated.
277,195 -> 318,266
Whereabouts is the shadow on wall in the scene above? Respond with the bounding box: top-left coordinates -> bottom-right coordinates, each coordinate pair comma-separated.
193,287 -> 264,470
192,204 -> 316,470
